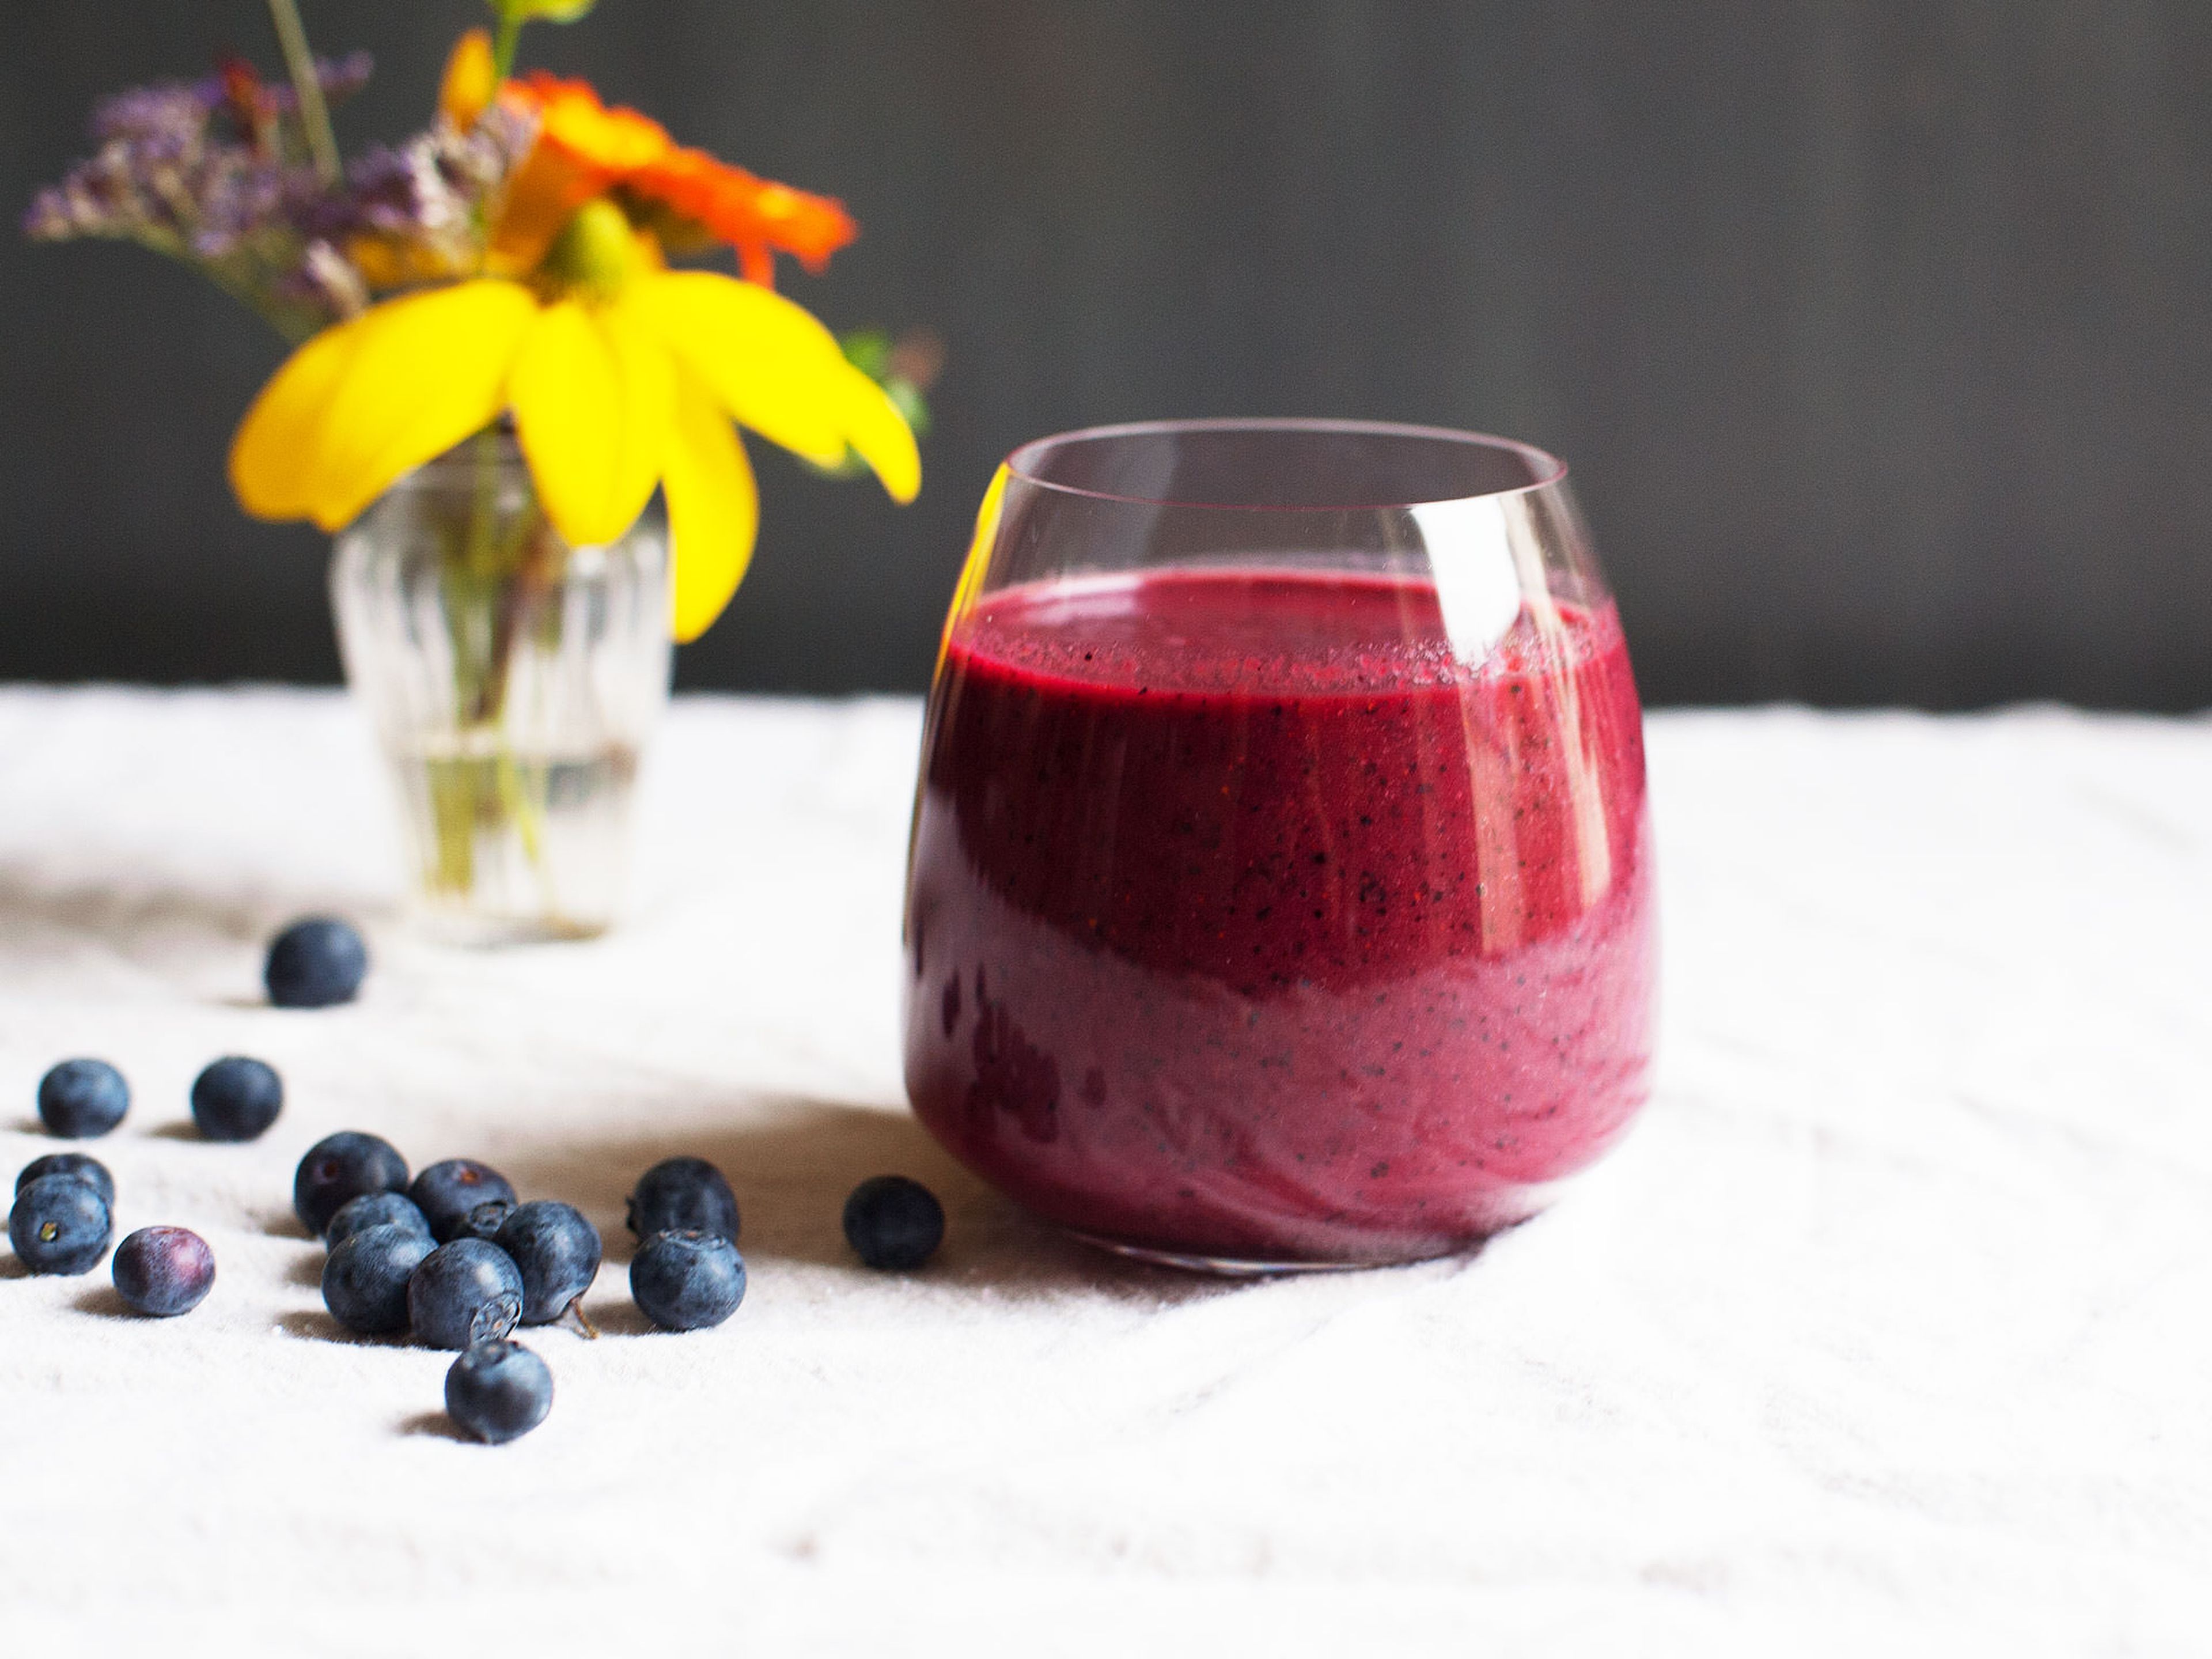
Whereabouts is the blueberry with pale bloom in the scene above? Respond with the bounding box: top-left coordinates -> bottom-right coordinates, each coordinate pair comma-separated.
627,1156 -> 739,1244
445,1340 -> 552,1445
497,1200 -> 602,1327
112,1226 -> 215,1317
408,1238 -> 524,1351
37,1059 -> 129,1139
324,1222 -> 433,1335
324,1191 -> 432,1251
190,1056 -> 283,1142
630,1229 -> 744,1331
411,1159 -> 517,1243
16,1153 -> 115,1211
843,1175 -> 945,1271
294,1131 -> 409,1236
264,916 -> 368,1009
9,1176 -> 112,1275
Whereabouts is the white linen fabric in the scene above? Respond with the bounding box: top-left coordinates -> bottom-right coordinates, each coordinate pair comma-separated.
0,689 -> 2205,1656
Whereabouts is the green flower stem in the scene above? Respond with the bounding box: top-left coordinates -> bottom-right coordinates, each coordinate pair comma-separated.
426,429 -> 563,920
264,0 -> 341,185
490,7 -> 527,86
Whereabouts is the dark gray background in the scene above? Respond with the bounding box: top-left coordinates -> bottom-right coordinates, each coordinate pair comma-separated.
3,2 -> 2207,706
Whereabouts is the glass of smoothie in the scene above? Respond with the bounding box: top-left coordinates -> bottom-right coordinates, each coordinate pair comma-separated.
903,419 -> 1656,1271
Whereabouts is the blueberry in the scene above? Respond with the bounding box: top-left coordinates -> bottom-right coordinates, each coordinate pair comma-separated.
264,916 -> 368,1009
323,1223 -> 433,1335
189,1055 -> 283,1142
294,1131 -> 409,1236
16,1152 -> 115,1211
9,1175 -> 112,1274
324,1191 -> 433,1251
455,1198 -> 515,1243
496,1200 -> 603,1325
111,1226 -> 215,1316
842,1175 -> 945,1270
627,1156 -> 740,1243
36,1058 -> 128,1139
408,1238 -> 524,1350
630,1230 -> 745,1331
410,1160 -> 518,1244
445,1340 -> 552,1445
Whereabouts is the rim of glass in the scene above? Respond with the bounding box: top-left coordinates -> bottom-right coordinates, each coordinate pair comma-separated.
1003,418 -> 1569,513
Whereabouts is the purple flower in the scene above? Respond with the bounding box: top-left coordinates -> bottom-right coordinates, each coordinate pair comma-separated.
297,105 -> 536,286
18,51 -> 533,342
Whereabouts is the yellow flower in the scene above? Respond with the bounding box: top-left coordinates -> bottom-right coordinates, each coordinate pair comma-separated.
437,28 -> 498,130
229,202 -> 918,642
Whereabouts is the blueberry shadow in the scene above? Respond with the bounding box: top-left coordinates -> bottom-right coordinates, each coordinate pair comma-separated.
0,1256 -> 31,1280
257,1208 -> 313,1241
0,868 -> 388,1010
0,868 -> 267,950
398,1411 -> 471,1442
286,1253 -> 325,1289
150,1122 -> 206,1143
495,1096 -> 1242,1308
274,1308 -> 405,1344
71,1283 -> 132,1317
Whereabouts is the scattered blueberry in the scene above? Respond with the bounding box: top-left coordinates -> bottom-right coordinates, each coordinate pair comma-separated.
189,1055 -> 283,1142
15,1152 -> 115,1211
111,1226 -> 215,1316
324,1191 -> 433,1251
496,1200 -> 602,1326
411,1160 -> 519,1244
630,1230 -> 745,1331
627,1156 -> 740,1243
455,1199 -> 515,1243
323,1223 -> 434,1335
408,1238 -> 524,1350
445,1340 -> 553,1445
264,916 -> 368,1009
36,1058 -> 129,1139
842,1175 -> 945,1271
294,1131 -> 409,1236
8,1175 -> 113,1275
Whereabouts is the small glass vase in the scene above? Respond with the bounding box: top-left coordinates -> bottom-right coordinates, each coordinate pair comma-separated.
332,433 -> 671,944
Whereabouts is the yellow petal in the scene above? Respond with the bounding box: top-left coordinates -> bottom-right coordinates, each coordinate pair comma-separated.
438,28 -> 496,128
304,281 -> 540,531
939,463 -> 1007,671
509,298 -> 673,548
229,317 -> 369,521
631,271 -> 850,465
662,369 -> 759,642
834,364 -> 921,503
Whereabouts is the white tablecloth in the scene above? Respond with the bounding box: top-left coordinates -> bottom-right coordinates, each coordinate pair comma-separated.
0,688 -> 2206,1654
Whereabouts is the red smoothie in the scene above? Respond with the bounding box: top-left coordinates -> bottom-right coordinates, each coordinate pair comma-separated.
903,567 -> 1656,1263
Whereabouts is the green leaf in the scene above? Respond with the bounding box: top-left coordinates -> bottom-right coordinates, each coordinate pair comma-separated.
838,329 -> 893,382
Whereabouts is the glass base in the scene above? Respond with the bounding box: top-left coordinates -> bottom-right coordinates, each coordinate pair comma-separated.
1067,1230 -> 1455,1278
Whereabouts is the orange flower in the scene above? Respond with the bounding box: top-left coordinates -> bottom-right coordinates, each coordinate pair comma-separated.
627,148 -> 857,285
486,73 -> 672,275
487,74 -> 856,286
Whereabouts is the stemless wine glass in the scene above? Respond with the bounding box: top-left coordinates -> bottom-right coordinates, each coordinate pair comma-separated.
903,419 -> 1656,1271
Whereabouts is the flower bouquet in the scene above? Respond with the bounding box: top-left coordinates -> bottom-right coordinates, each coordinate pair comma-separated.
28,0 -> 930,940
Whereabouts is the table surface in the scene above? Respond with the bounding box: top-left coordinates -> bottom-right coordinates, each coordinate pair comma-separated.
1,689 -> 2206,1654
